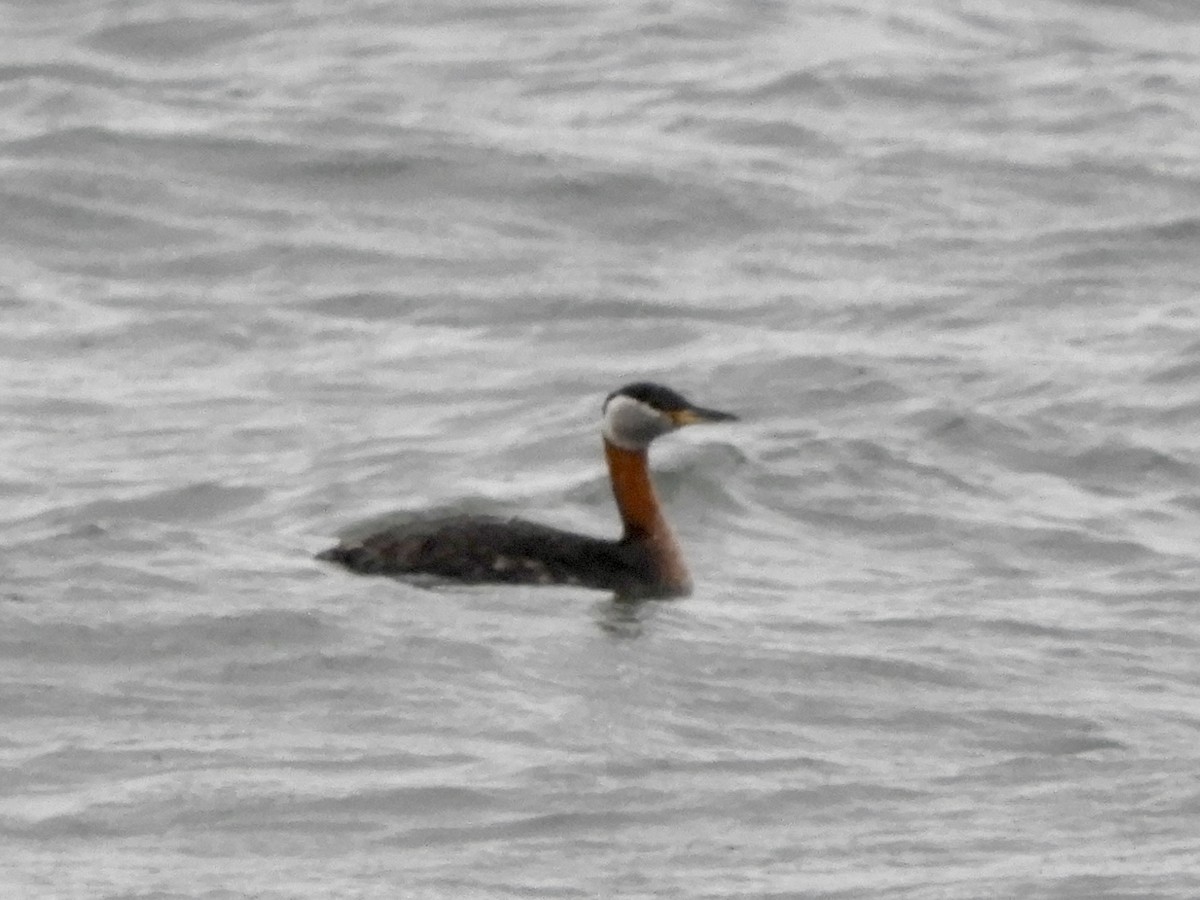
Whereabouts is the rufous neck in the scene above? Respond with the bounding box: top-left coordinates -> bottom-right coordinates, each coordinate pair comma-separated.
604,438 -> 665,539
603,437 -> 692,595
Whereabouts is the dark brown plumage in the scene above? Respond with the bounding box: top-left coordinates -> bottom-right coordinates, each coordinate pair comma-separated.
316,382 -> 736,598
317,514 -> 663,595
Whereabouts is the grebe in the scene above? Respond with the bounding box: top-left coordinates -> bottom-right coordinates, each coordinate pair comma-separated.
316,382 -> 737,598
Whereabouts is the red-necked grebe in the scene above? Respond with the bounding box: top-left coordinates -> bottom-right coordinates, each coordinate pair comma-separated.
316,382 -> 737,598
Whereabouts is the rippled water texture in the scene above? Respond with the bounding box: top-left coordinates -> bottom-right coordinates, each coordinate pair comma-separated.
3,1 -> 1200,897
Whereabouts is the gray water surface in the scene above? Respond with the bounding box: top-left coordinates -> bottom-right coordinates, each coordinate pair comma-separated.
3,1 -> 1200,897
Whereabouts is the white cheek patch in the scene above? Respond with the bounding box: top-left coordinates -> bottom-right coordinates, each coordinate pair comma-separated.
603,394 -> 667,449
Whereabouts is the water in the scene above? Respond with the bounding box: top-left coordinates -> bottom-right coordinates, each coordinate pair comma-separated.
3,0 -> 1200,896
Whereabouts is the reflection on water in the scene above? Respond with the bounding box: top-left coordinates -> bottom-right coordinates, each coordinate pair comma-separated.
595,594 -> 658,638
